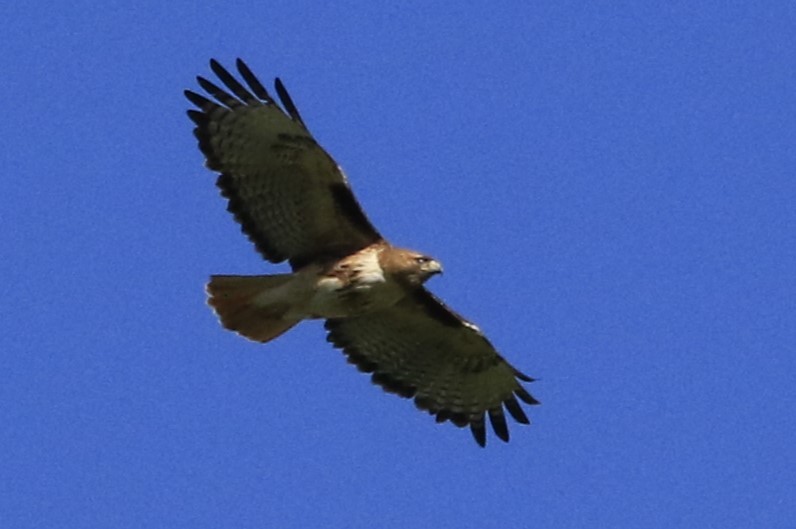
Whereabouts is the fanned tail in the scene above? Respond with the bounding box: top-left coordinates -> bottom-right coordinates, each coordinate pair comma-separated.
206,274 -> 302,343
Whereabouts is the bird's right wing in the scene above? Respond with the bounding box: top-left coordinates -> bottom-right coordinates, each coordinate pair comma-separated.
325,287 -> 539,446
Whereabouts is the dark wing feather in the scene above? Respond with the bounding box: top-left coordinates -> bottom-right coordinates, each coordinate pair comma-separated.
186,59 -> 382,269
325,288 -> 538,447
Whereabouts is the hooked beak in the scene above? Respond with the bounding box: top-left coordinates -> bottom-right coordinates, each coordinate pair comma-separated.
428,260 -> 444,276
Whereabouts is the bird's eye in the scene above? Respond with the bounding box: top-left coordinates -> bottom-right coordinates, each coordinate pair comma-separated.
415,256 -> 430,264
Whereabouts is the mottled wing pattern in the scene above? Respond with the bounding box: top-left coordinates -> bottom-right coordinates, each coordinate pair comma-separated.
185,59 -> 382,269
325,288 -> 539,446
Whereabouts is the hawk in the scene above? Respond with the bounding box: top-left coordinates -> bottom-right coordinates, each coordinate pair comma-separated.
185,59 -> 539,446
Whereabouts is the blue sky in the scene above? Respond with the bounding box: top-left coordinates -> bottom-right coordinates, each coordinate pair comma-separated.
2,2 -> 794,528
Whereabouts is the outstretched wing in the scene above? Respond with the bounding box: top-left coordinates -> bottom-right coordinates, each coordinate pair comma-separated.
186,59 -> 383,270
325,288 -> 539,446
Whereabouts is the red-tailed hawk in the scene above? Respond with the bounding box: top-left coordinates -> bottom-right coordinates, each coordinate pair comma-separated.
185,59 -> 539,446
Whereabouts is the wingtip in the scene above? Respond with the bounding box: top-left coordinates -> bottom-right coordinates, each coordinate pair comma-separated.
235,58 -> 274,103
183,89 -> 199,103
504,395 -> 531,425
470,421 -> 487,447
515,386 -> 540,406
209,58 -> 229,77
488,409 -> 510,443
514,369 -> 536,382
273,77 -> 306,126
184,89 -> 212,109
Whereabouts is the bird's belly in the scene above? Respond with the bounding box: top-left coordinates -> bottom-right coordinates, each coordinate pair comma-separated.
308,276 -> 404,319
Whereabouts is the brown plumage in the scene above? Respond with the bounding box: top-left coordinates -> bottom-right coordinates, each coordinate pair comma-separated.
186,59 -> 539,446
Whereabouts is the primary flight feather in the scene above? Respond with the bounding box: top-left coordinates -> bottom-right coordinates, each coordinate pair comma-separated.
185,59 -> 539,446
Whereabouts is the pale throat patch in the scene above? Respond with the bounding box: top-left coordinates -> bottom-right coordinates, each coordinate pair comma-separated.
315,248 -> 385,296
351,248 -> 386,286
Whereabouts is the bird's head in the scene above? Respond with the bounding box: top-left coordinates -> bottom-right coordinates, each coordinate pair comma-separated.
385,248 -> 443,286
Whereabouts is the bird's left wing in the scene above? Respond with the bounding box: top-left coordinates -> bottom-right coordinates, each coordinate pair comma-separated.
325,288 -> 539,446
185,59 -> 383,270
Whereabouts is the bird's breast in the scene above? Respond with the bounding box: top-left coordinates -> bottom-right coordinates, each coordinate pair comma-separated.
308,268 -> 405,319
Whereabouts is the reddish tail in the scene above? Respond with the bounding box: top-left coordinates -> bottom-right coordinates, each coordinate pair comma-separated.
206,275 -> 302,343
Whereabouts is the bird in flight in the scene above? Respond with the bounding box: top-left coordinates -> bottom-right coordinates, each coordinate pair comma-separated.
185,59 -> 539,446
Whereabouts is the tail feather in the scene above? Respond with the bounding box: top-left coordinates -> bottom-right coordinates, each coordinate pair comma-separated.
206,274 -> 302,343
